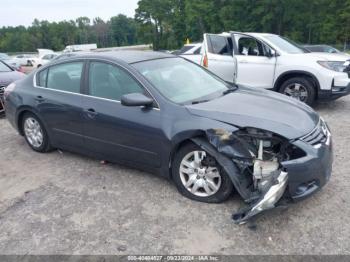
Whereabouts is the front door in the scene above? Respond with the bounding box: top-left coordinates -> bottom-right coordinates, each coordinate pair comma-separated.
81,60 -> 163,167
233,34 -> 276,89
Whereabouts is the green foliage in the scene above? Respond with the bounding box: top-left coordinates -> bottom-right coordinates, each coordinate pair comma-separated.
0,16 -> 142,52
0,0 -> 349,52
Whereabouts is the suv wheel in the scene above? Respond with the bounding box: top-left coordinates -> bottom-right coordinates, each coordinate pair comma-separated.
22,113 -> 53,152
279,77 -> 316,105
172,143 -> 233,203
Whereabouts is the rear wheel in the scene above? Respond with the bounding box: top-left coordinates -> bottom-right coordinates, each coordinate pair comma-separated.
279,77 -> 316,105
172,143 -> 233,203
22,113 -> 53,152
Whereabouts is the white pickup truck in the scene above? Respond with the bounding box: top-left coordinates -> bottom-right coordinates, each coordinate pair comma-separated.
181,32 -> 350,105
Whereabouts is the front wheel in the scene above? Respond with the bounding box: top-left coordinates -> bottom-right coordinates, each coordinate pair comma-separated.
172,143 -> 234,203
279,77 -> 316,105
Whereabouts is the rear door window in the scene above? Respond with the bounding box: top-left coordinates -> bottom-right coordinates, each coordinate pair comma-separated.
45,62 -> 84,93
208,35 -> 232,56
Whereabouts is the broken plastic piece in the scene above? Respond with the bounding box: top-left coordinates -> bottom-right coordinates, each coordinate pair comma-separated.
232,171 -> 288,224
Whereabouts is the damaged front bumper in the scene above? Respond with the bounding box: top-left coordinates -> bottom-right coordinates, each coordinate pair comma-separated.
232,171 -> 288,224
192,119 -> 333,224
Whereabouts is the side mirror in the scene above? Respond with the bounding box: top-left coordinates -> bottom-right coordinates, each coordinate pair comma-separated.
267,48 -> 276,58
121,93 -> 154,107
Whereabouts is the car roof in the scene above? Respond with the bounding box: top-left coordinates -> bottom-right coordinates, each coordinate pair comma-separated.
73,50 -> 176,64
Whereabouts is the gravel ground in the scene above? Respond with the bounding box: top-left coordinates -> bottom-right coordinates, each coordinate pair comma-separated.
0,96 -> 350,255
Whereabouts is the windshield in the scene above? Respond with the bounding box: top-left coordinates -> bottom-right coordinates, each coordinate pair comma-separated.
133,58 -> 230,104
0,61 -> 13,72
264,35 -> 306,54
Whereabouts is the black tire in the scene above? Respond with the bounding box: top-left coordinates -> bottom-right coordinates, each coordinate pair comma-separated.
172,142 -> 234,203
279,77 -> 316,105
0,102 -> 5,118
22,112 -> 53,153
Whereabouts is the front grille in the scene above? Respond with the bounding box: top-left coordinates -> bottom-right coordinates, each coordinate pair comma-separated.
344,60 -> 350,78
300,119 -> 328,146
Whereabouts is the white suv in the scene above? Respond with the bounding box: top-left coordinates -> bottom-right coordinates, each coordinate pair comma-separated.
185,32 -> 350,105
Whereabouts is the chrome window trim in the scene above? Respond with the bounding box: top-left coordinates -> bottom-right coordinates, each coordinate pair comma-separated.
33,58 -> 161,110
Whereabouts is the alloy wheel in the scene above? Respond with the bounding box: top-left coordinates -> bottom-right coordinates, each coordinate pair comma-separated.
179,150 -> 222,197
24,117 -> 44,148
283,83 -> 309,102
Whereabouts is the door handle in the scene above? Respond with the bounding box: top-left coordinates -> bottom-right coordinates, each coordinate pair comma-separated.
84,108 -> 98,119
35,95 -> 45,102
240,60 -> 248,63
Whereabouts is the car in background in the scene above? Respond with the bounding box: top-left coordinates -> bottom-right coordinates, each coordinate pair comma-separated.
33,52 -> 59,68
63,43 -> 97,52
0,53 -> 23,72
0,60 -> 25,116
198,32 -> 350,105
172,43 -> 202,55
303,44 -> 348,55
174,43 -> 202,64
50,51 -> 92,63
4,51 -> 333,223
11,54 -> 36,66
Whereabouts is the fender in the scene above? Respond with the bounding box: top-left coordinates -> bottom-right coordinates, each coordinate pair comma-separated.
191,137 -> 253,201
16,106 -> 51,137
273,70 -> 321,91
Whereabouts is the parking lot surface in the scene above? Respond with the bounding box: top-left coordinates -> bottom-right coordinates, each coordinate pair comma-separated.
0,96 -> 350,255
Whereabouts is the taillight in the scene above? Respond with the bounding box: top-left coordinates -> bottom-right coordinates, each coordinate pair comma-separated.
4,83 -> 16,100
203,53 -> 208,68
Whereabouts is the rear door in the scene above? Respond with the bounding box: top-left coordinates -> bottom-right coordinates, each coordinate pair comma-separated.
34,61 -> 85,149
233,33 -> 277,89
201,34 -> 237,83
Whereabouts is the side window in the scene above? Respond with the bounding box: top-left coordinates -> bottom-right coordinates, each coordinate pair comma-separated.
37,69 -> 48,87
46,62 -> 83,93
193,46 -> 201,54
42,54 -> 53,60
88,62 -> 144,101
238,37 -> 265,56
208,35 -> 232,56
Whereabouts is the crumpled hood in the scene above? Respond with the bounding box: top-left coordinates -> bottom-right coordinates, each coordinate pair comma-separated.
186,86 -> 320,140
0,71 -> 25,86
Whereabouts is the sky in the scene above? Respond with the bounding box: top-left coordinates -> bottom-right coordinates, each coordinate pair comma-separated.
0,0 -> 139,27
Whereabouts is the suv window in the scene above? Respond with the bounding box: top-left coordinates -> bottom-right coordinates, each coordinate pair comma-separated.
45,62 -> 83,93
238,37 -> 265,56
208,35 -> 232,56
88,62 -> 144,101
